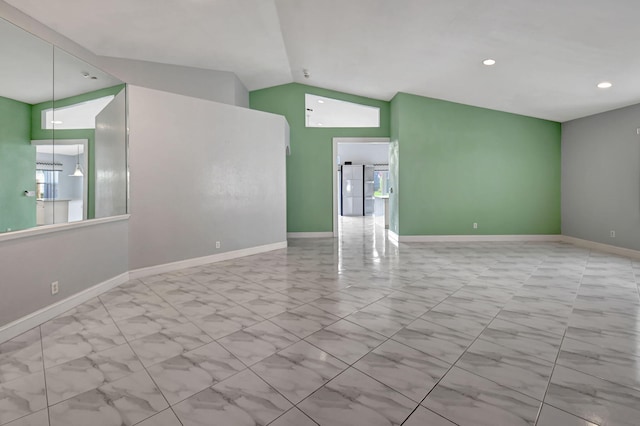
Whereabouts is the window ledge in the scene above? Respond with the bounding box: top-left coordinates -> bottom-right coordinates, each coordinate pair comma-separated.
0,215 -> 130,243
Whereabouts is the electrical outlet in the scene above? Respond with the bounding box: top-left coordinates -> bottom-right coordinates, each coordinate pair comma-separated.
473,223 -> 478,229
610,230 -> 616,238
51,281 -> 59,295
216,241 -> 221,249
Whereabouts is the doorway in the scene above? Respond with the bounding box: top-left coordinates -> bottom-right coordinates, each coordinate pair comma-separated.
32,139 -> 88,225
332,137 -> 391,239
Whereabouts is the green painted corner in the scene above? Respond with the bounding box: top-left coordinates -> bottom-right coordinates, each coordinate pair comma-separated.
393,92 -> 561,236
250,83 -> 391,233
0,96 -> 35,232
250,83 -> 561,236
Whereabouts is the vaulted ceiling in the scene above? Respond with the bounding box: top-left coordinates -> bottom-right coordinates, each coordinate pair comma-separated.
7,0 -> 640,121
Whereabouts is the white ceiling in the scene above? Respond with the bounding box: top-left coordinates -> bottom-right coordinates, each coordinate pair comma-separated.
0,17 -> 122,104
7,0 -> 640,121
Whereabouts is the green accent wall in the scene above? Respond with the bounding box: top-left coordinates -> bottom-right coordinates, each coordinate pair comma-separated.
393,92 -> 561,235
250,83 -> 390,232
0,96 -> 35,232
31,84 -> 125,219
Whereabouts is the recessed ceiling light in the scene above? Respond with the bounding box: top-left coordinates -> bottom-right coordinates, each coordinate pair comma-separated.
318,99 -> 324,104
317,123 -> 323,126
483,59 -> 496,66
597,81 -> 612,89
51,120 -> 62,124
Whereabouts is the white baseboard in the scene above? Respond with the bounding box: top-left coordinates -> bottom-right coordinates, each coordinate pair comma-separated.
0,241 -> 288,344
0,272 -> 129,344
129,241 -> 288,279
397,234 -> 563,243
562,236 -> 640,261
287,232 -> 334,238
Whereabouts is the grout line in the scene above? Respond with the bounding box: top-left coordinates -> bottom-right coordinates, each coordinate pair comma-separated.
39,326 -> 52,426
532,249 -> 587,426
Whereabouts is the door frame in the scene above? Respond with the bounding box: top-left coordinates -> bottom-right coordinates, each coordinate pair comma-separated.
332,137 -> 390,237
32,138 -> 89,221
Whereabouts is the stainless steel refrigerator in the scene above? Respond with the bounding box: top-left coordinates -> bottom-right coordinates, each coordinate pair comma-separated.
341,164 -> 375,216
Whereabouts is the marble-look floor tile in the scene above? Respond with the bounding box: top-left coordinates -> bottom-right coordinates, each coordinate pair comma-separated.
103,297 -> 172,322
0,371 -> 47,425
395,286 -> 450,306
269,305 -> 339,338
402,406 -> 456,426
135,409 -> 182,426
536,404 -> 598,426
421,303 -> 493,337
48,370 -> 168,426
275,287 -> 326,303
172,369 -> 291,426
40,299 -> 113,337
100,283 -> 155,304
391,319 -> 475,364
115,307 -> 190,341
42,322 -> 126,368
441,292 -> 505,317
45,343 -> 143,405
479,318 -> 563,362
557,337 -> 640,392
568,307 -> 640,336
243,293 -> 303,318
129,323 -> 212,367
192,305 -> 264,340
216,285 -> 272,304
372,291 -> 433,317
572,295 -> 640,318
344,303 -> 415,337
354,339 -> 450,402
3,409 -> 48,426
304,320 -> 386,364
298,367 -> 417,426
493,308 -> 568,336
251,340 -> 347,404
0,328 -> 42,383
455,339 -> 554,400
269,408 -> 318,426
460,283 -> 516,302
147,341 -> 245,404
308,297 -> 363,318
564,325 -> 640,358
218,320 -> 299,366
423,367 -> 540,426
169,296 -> 238,319
545,365 -> 640,426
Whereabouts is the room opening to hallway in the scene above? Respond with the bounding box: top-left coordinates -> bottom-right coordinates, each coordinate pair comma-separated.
333,139 -> 391,240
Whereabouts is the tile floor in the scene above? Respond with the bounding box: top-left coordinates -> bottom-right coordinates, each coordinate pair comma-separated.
1,217 -> 640,425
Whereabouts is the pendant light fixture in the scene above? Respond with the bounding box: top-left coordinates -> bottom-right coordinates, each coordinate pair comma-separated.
69,145 -> 83,177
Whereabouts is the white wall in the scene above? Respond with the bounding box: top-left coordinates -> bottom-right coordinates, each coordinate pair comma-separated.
562,104 -> 640,251
95,89 -> 127,218
97,56 -> 250,107
128,86 -> 287,270
338,142 -> 389,165
0,219 -> 129,326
